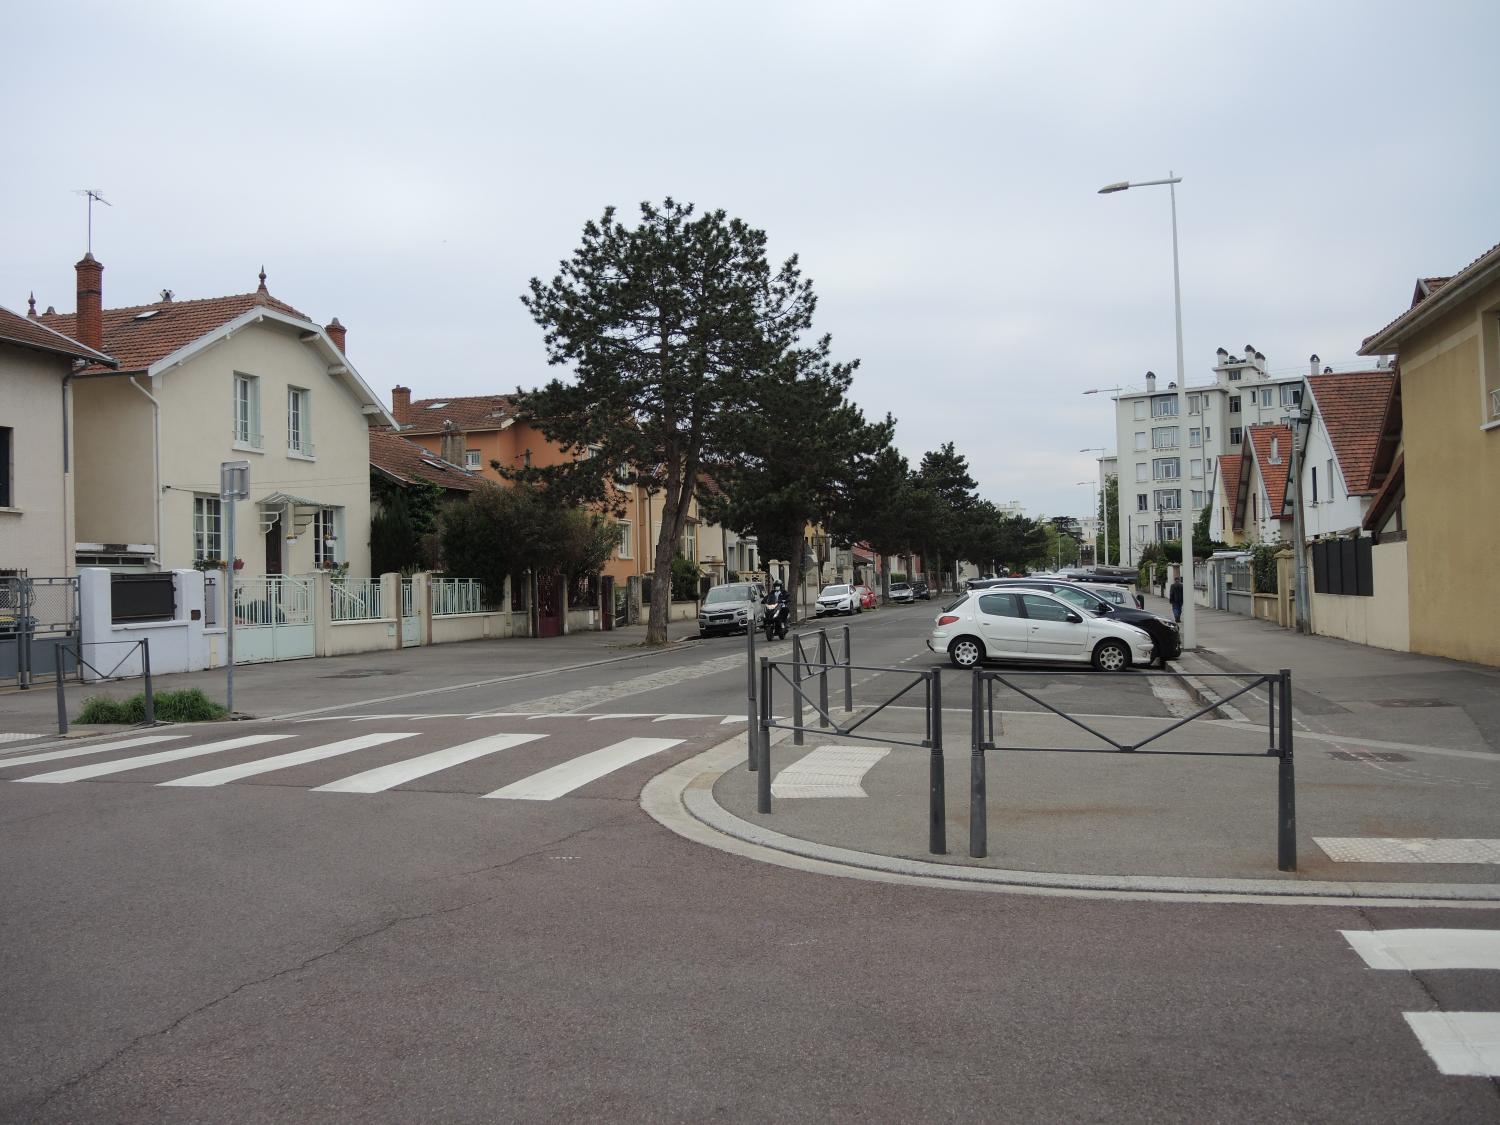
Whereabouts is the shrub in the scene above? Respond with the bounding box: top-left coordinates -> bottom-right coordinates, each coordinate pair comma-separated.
76,688 -> 228,725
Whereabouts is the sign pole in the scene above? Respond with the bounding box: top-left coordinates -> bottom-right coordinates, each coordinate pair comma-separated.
220,461 -> 250,716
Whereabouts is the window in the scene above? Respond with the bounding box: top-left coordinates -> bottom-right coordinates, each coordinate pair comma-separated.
1188,394 -> 1202,415
617,520 -> 633,559
233,374 -> 261,448
1228,369 -> 1242,381
1135,463 -> 1148,482
1191,490 -> 1204,508
0,427 -> 11,507
1228,395 -> 1241,414
464,450 -> 481,470
1160,521 -> 1182,540
1259,388 -> 1273,407
1020,593 -> 1070,622
1280,384 -> 1302,407
1134,431 -> 1147,451
314,508 -> 340,567
680,522 -> 697,561
1151,395 -> 1179,418
1151,426 -> 1178,450
1311,466 -> 1319,504
1133,400 -> 1147,420
1189,458 -> 1203,478
1189,427 -> 1202,447
1269,437 -> 1281,464
287,387 -> 313,456
193,496 -> 222,563
1229,427 -> 1243,445
978,592 -> 1022,618
1327,458 -> 1336,500
1153,489 -> 1181,511
1204,425 -> 1212,441
1152,457 -> 1180,481
1484,312 -> 1500,424
1137,493 -> 1148,512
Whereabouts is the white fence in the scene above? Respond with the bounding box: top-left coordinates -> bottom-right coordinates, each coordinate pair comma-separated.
432,578 -> 489,616
330,578 -> 383,622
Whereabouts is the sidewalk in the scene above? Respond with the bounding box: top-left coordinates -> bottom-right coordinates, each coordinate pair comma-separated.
655,603 -> 1500,904
0,617 -> 707,738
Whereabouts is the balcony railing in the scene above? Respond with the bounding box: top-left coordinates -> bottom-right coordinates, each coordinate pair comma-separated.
1492,387 -> 1500,419
289,437 -> 316,457
233,429 -> 263,449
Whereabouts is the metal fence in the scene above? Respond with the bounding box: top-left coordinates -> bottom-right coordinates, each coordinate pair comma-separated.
330,578 -> 384,622
0,575 -> 80,686
431,578 -> 490,616
53,638 -> 155,734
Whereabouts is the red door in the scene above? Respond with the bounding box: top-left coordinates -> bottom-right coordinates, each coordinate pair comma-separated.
535,572 -> 562,638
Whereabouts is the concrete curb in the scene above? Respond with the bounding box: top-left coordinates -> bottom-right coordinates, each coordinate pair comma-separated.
642,734 -> 1500,908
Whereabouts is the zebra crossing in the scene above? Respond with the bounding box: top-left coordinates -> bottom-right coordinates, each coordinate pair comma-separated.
0,714 -> 735,803
1343,927 -> 1500,1078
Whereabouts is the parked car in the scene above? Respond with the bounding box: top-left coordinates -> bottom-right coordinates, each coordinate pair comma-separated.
975,578 -> 1181,666
928,588 -> 1153,671
696,582 -> 764,637
1075,582 -> 1129,607
889,581 -> 915,603
911,581 -> 931,600
855,585 -> 877,609
814,583 -> 861,616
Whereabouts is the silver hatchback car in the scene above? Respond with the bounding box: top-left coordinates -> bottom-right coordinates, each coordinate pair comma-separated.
928,588 -> 1153,671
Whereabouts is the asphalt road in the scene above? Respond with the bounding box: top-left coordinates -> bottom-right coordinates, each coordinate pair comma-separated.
3,603 -> 1498,1122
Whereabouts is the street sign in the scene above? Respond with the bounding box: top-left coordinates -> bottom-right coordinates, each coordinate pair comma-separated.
220,460 -> 250,502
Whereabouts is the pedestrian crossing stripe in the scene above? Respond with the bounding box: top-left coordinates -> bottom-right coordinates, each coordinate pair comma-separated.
0,733 -> 186,769
14,735 -> 289,784
1318,838 -> 1500,865
484,737 -> 682,800
1403,1013 -> 1500,1077
312,732 -> 548,794
161,733 -> 419,787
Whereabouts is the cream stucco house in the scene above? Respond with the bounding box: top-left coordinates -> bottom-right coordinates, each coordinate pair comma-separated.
35,256 -> 395,579
0,303 -> 117,576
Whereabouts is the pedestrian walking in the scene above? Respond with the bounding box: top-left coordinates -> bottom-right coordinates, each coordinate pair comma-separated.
1169,575 -> 1184,623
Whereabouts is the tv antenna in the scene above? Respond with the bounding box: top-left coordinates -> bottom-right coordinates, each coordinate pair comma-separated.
73,188 -> 112,254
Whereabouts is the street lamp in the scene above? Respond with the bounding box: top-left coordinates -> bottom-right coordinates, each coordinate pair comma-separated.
1098,172 -> 1195,650
1079,446 -> 1110,567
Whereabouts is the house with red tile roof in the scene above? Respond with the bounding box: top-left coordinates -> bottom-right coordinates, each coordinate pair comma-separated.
31,255 -> 395,579
1232,423 -> 1295,545
1207,453 -> 1245,546
1298,368 -> 1396,540
0,304 -> 117,576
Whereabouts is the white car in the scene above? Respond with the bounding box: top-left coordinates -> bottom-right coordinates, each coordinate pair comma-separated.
927,588 -> 1153,672
1075,582 -> 1130,607
814,583 -> 860,616
888,582 -> 915,603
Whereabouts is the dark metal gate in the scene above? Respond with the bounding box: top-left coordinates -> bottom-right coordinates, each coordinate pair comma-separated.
0,576 -> 80,688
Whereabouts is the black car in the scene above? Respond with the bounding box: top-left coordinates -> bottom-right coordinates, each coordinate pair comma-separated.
973,578 -> 1181,666
911,581 -> 931,600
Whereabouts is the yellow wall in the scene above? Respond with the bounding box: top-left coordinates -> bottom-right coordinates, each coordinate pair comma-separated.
72,375 -> 157,549
1310,539 -> 1410,651
1397,276 -> 1500,666
0,344 -> 75,574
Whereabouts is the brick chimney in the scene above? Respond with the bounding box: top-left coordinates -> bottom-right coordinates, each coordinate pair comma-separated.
325,317 -> 347,354
440,419 -> 465,466
391,385 -> 411,424
75,253 -> 104,350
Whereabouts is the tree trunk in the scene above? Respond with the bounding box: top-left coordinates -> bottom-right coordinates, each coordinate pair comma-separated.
879,555 -> 890,602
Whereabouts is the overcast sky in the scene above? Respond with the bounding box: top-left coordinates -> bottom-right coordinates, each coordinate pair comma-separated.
7,0 -> 1496,521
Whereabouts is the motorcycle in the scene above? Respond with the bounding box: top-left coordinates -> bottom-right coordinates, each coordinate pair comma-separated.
761,597 -> 789,641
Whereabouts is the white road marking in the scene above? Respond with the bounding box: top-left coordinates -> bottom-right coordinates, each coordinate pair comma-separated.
14,735 -> 290,783
1342,929 -> 1500,972
313,732 -> 546,794
0,734 -> 185,768
772,745 -> 890,799
160,733 -> 418,787
586,713 -> 654,721
651,714 -> 717,722
483,737 -> 683,800
720,716 -> 748,725
1318,838 -> 1500,865
0,733 -> 42,744
1403,1013 -> 1500,1076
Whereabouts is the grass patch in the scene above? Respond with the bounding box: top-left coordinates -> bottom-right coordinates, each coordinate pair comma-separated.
75,688 -> 229,725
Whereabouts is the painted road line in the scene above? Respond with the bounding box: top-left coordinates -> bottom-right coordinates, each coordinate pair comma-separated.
720,716 -> 748,725
1342,929 -> 1500,972
771,745 -> 890,799
0,733 -> 42,744
483,737 -> 683,801
1402,1013 -> 1500,1076
160,733 -> 419,787
313,732 -> 547,794
586,713 -> 655,721
14,735 -> 291,784
0,734 -> 186,769
1318,838 -> 1500,864
652,714 -> 718,722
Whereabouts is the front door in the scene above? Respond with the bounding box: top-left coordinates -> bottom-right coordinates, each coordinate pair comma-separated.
265,517 -> 283,575
973,591 -> 1028,659
535,572 -> 562,637
1019,593 -> 1089,658
600,577 -> 614,631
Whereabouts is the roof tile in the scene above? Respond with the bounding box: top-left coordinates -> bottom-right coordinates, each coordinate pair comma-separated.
1306,370 -> 1395,495
398,394 -> 516,433
369,429 -> 482,492
1245,424 -> 1295,519
0,305 -> 116,365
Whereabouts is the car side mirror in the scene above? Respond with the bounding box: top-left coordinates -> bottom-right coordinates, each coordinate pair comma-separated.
1065,611 -> 1083,624
1095,605 -> 1110,616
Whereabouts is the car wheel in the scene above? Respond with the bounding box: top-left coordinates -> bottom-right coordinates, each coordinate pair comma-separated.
1092,639 -> 1130,673
948,636 -> 984,669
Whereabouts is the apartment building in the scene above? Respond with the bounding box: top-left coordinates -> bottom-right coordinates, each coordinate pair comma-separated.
1110,347 -> 1308,563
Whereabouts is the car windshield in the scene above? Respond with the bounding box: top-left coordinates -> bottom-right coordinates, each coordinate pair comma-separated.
941,593 -> 969,613
821,585 -> 850,596
891,583 -> 909,590
703,585 -> 750,606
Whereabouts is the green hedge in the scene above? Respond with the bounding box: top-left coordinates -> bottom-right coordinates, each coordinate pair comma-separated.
77,688 -> 228,725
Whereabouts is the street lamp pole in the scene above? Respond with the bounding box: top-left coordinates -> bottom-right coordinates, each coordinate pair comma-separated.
1099,173 -> 1195,649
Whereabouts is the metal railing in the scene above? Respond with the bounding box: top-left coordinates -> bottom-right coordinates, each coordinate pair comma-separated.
54,638 -> 155,734
330,578 -> 383,622
233,576 -> 314,626
968,668 -> 1296,870
431,578 -> 489,616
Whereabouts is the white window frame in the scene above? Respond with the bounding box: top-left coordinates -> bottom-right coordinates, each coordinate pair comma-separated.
1480,310 -> 1500,428
1259,388 -> 1273,407
1151,395 -> 1179,418
233,373 -> 261,450
1135,463 -> 1148,482
1189,427 -> 1202,447
1136,493 -> 1148,512
1152,457 -> 1181,481
1191,490 -> 1204,509
1153,489 -> 1182,511
1133,400 -> 1147,421
1188,394 -> 1202,415
1280,384 -> 1302,408
1160,521 -> 1182,540
314,508 -> 341,568
1190,458 -> 1204,479
1228,395 -> 1241,415
617,520 -> 633,559
1151,426 -> 1178,450
287,387 -> 314,458
193,495 -> 223,563
1134,431 -> 1147,452
464,450 -> 482,470
1229,426 -> 1243,445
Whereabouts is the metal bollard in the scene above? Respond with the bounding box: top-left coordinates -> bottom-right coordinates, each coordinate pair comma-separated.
817,630 -> 830,729
1267,673 -> 1277,755
55,654 -> 69,735
792,636 -> 805,747
141,640 -> 155,726
929,669 -> 946,855
746,622 -> 758,771
757,657 -> 772,814
1277,668 -> 1296,871
970,669 -> 987,858
842,624 -> 852,711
